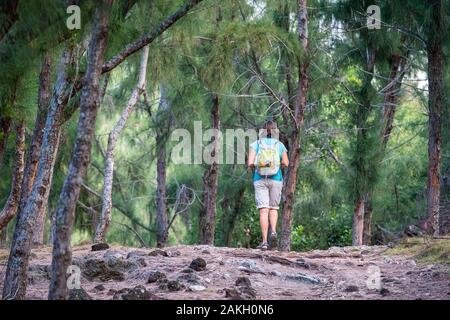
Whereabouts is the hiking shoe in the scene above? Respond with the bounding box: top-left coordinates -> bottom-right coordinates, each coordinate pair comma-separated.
256,242 -> 268,250
268,232 -> 278,250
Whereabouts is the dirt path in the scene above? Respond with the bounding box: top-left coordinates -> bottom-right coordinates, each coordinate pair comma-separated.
0,244 -> 449,300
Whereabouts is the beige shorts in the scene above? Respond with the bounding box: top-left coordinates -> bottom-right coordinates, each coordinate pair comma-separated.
253,179 -> 283,209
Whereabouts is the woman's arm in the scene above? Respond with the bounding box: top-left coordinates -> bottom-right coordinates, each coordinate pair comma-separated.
281,151 -> 289,168
247,147 -> 256,169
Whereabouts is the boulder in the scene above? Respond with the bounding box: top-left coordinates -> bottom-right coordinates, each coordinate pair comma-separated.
91,243 -> 110,251
82,253 -> 138,282
188,285 -> 206,292
344,285 -> 359,292
149,249 -> 168,257
68,288 -> 92,300
167,280 -> 184,292
189,257 -> 207,271
176,273 -> 204,287
147,271 -> 167,283
180,268 -> 194,274
93,284 -> 106,292
224,276 -> 256,300
113,285 -> 151,300
235,277 -> 252,287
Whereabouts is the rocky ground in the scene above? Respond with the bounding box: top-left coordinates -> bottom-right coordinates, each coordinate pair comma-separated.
0,242 -> 449,300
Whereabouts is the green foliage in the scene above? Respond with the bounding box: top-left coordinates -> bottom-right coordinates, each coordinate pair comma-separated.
0,0 -> 447,251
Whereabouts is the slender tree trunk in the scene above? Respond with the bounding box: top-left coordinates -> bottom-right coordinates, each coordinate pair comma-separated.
23,54 -> 53,245
381,54 -> 407,148
155,86 -> 170,247
225,186 -> 245,247
94,45 -> 149,243
352,195 -> 365,245
199,94 -> 220,245
360,54 -> 407,245
352,44 -> 376,246
49,1 -> 112,300
0,0 -> 19,42
0,229 -> 6,248
279,0 -> 308,252
0,121 -> 25,229
0,116 -> 12,168
426,0 -> 444,236
2,47 -> 75,300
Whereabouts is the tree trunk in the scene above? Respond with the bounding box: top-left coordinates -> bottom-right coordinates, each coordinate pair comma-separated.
360,54 -> 407,245
94,45 -> 149,243
2,47 -> 75,300
155,86 -> 170,248
381,54 -> 407,148
351,42 -> 376,246
22,53 -> 53,245
0,0 -> 19,42
0,116 -> 12,168
199,94 -> 220,245
49,1 -> 112,300
279,0 -> 308,252
225,186 -> 245,247
426,0 -> 444,236
0,121 -> 25,229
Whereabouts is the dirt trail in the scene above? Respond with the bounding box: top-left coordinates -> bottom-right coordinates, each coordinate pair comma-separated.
0,244 -> 449,300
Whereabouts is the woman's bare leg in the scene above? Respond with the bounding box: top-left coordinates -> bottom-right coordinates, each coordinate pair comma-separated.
269,209 -> 278,233
259,208 -> 269,243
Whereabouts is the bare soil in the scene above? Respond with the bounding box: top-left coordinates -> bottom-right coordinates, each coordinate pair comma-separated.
0,244 -> 449,300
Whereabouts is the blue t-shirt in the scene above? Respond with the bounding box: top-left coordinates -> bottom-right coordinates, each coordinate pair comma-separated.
250,138 -> 287,182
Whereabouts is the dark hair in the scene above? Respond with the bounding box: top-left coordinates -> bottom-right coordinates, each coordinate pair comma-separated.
260,120 -> 278,138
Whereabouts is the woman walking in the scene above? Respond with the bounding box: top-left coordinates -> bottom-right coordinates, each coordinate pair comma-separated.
247,120 -> 289,250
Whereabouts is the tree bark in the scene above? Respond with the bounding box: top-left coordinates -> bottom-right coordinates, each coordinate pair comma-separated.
22,53 -> 53,245
225,186 -> 245,247
381,54 -> 407,148
2,47 -> 74,300
360,53 -> 407,245
199,94 -> 220,245
155,86 -> 170,247
279,0 -> 309,252
0,0 -> 19,43
0,121 -> 25,230
426,0 -> 444,236
0,116 -> 12,168
94,45 -> 149,243
351,42 -> 376,246
49,1 -> 112,300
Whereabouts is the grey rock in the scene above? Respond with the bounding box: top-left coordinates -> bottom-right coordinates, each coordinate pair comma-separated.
68,288 -> 92,300
284,273 -> 326,285
167,280 -> 183,292
189,285 -> 206,292
190,257 -> 207,271
177,273 -> 204,287
113,285 -> 151,300
147,271 -> 167,283
180,268 -> 194,273
91,243 -> 110,251
93,284 -> 106,292
344,285 -> 359,292
149,249 -> 168,257
236,277 -> 252,287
